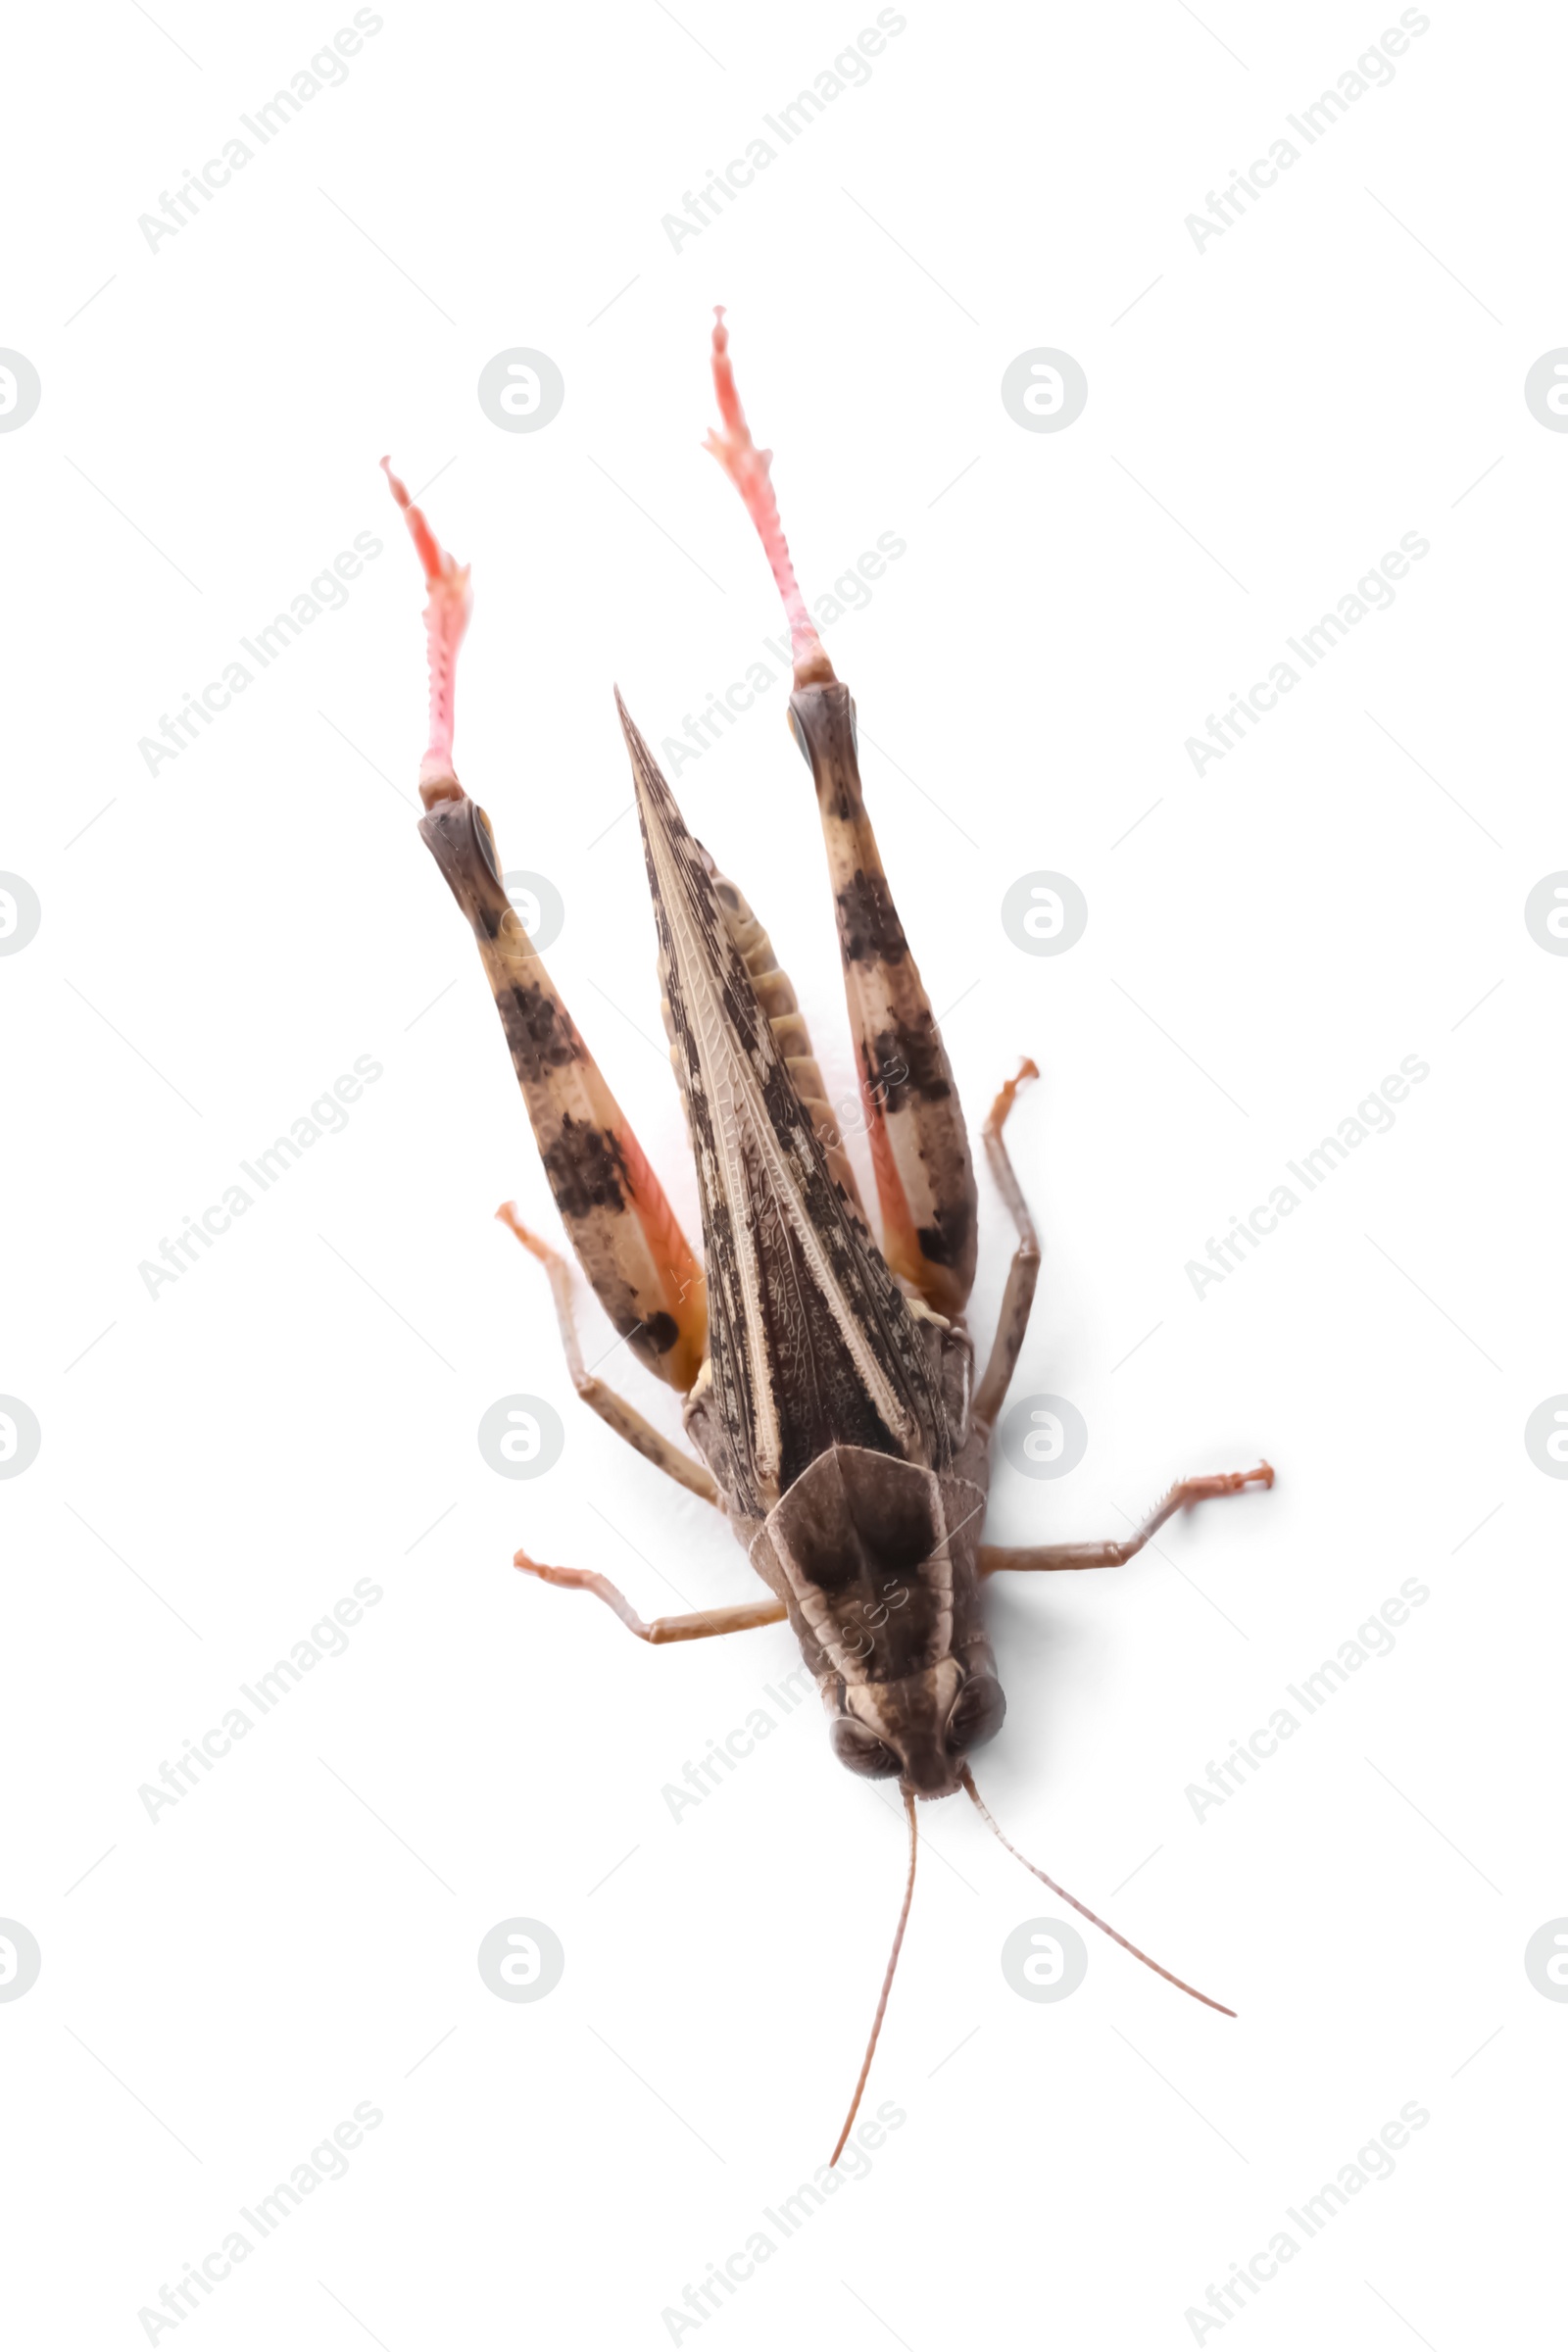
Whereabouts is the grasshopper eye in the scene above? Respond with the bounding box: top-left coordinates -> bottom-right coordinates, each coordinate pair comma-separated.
947,1673 -> 1005,1756
831,1718 -> 902,1779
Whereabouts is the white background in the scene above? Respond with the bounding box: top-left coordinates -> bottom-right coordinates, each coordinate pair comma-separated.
4,1 -> 1562,2344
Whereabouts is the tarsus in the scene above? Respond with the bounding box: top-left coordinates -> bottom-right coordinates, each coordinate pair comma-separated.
381,456 -> 471,795
704,308 -> 833,686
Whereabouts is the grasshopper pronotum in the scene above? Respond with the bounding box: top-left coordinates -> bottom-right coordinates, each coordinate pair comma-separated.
385,313 -> 1273,2160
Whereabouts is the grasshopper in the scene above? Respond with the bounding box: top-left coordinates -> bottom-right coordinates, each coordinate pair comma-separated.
384,312 -> 1273,2160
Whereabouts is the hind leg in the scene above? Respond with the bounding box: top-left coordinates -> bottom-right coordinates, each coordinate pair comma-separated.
703,316 -> 979,1318
386,462 -> 709,1396
792,677 -> 980,1319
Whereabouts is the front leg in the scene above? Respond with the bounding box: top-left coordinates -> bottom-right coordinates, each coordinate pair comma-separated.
980,1462 -> 1273,1573
514,1551 -> 784,1643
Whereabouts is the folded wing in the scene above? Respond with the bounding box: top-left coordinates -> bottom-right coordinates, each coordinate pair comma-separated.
616,691 -> 950,1516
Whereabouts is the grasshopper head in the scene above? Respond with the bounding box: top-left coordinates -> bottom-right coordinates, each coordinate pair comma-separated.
757,1447 -> 1005,1800
830,1657 -> 1006,1799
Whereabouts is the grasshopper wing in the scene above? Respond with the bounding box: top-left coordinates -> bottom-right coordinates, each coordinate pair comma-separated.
615,692 -> 952,1518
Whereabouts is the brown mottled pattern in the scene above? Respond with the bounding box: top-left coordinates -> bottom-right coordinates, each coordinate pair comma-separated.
539,1119 -> 629,1219
418,790 -> 706,1389
836,868 -> 908,967
696,851 -> 868,1218
615,692 -> 951,1519
864,1016 -> 951,1113
789,681 -> 979,1319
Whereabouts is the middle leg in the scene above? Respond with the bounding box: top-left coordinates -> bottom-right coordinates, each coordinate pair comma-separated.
496,1205 -> 717,1504
973,1057 -> 1041,1428
981,1463 -> 1274,1573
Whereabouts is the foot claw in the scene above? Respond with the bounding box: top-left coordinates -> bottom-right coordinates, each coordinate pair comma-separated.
985,1056 -> 1040,1136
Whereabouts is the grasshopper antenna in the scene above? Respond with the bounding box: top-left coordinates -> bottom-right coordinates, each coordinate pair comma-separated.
830,1786 -> 918,2168
960,1767 -> 1236,2018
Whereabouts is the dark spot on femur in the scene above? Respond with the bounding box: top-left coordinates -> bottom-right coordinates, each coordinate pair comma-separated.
500,982 -> 580,1076
864,1018 -> 950,1113
541,1117 -> 629,1219
836,868 -> 907,966
916,1193 -> 974,1270
640,1310 -> 679,1354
